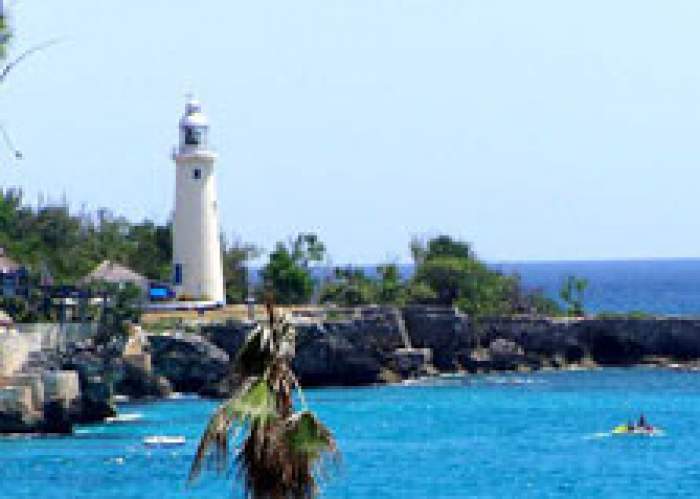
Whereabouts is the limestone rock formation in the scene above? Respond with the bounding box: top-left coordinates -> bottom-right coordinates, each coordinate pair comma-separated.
148,332 -> 229,395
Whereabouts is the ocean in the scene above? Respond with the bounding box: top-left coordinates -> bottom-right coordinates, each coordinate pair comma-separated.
4,260 -> 700,498
495,259 -> 700,315
2,369 -> 700,498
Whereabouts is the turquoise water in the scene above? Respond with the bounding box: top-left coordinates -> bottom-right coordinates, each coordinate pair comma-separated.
3,368 -> 700,498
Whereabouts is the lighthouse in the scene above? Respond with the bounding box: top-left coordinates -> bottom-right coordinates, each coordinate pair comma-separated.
171,98 -> 225,305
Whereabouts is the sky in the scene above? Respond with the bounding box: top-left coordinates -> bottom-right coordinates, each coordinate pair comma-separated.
3,1 -> 700,264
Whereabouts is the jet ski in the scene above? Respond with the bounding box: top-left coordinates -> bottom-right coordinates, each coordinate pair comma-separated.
612,424 -> 662,436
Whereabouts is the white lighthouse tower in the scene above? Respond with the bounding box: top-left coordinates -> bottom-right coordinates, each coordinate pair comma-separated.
171,97 -> 225,305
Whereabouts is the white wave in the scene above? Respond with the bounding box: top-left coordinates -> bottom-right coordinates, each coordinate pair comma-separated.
168,392 -> 200,400
583,432 -> 612,440
105,413 -> 143,423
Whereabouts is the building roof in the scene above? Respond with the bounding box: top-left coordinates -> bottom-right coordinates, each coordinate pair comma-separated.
80,260 -> 149,290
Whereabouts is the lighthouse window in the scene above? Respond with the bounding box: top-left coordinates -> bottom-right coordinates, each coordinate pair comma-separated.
184,126 -> 202,146
174,264 -> 183,285
193,168 -> 201,180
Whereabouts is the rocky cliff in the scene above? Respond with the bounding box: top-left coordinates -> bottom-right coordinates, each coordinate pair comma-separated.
7,308 -> 700,435
403,307 -> 700,370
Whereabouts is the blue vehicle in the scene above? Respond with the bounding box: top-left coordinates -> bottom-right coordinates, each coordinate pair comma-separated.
149,283 -> 175,302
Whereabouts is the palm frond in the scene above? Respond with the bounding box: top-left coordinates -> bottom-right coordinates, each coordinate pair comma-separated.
235,377 -> 276,419
190,307 -> 339,498
285,411 -> 337,461
275,317 -> 297,359
237,419 -> 314,499
188,377 -> 276,483
235,411 -> 338,498
234,324 -> 273,377
265,356 -> 296,419
0,38 -> 61,85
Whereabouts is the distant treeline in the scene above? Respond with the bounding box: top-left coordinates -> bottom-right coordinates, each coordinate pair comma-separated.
0,189 -> 566,315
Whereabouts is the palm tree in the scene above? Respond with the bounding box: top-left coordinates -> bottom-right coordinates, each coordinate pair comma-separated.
189,303 -> 338,498
0,3 -> 59,161
0,4 -> 9,60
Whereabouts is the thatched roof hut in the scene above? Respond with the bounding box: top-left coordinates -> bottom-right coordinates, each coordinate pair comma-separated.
80,260 -> 149,291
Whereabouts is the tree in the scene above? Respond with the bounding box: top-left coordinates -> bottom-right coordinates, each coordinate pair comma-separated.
0,5 -> 57,86
412,236 -> 486,306
190,305 -> 338,498
409,236 -> 427,266
261,234 -> 325,305
559,275 -> 588,316
404,280 -> 437,304
1,3 -> 59,164
0,5 -> 10,61
0,191 -> 173,285
291,233 -> 326,269
319,264 -> 408,307
415,256 -> 476,306
126,220 -> 172,281
425,235 -> 473,260
375,263 -> 404,305
261,243 -> 314,305
222,237 -> 259,303
320,266 -> 376,306
410,235 -> 560,316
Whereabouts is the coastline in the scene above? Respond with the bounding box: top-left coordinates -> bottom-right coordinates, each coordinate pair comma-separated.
8,307 -> 700,434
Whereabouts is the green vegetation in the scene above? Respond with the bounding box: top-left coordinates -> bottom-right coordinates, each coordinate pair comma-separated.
261,233 -> 326,305
222,237 -> 259,303
0,189 -> 565,319
0,190 -> 172,282
375,264 -> 404,304
596,310 -> 653,320
409,235 -> 560,316
0,6 -> 57,87
320,267 -> 377,306
315,235 -> 561,316
559,275 -> 588,316
190,306 -> 337,497
319,264 -> 407,307
0,6 -> 10,61
0,190 -> 253,299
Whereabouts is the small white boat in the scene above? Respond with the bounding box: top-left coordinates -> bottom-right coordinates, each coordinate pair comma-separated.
106,413 -> 143,423
143,435 -> 186,447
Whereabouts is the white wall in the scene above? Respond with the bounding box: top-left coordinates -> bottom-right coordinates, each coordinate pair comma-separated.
172,151 -> 225,303
0,332 -> 30,377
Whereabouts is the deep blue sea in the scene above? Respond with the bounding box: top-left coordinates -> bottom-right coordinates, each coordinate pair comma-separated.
495,259 -> 700,315
3,368 -> 700,498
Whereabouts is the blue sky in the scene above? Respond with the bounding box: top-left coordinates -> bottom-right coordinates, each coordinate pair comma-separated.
3,1 -> 700,263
